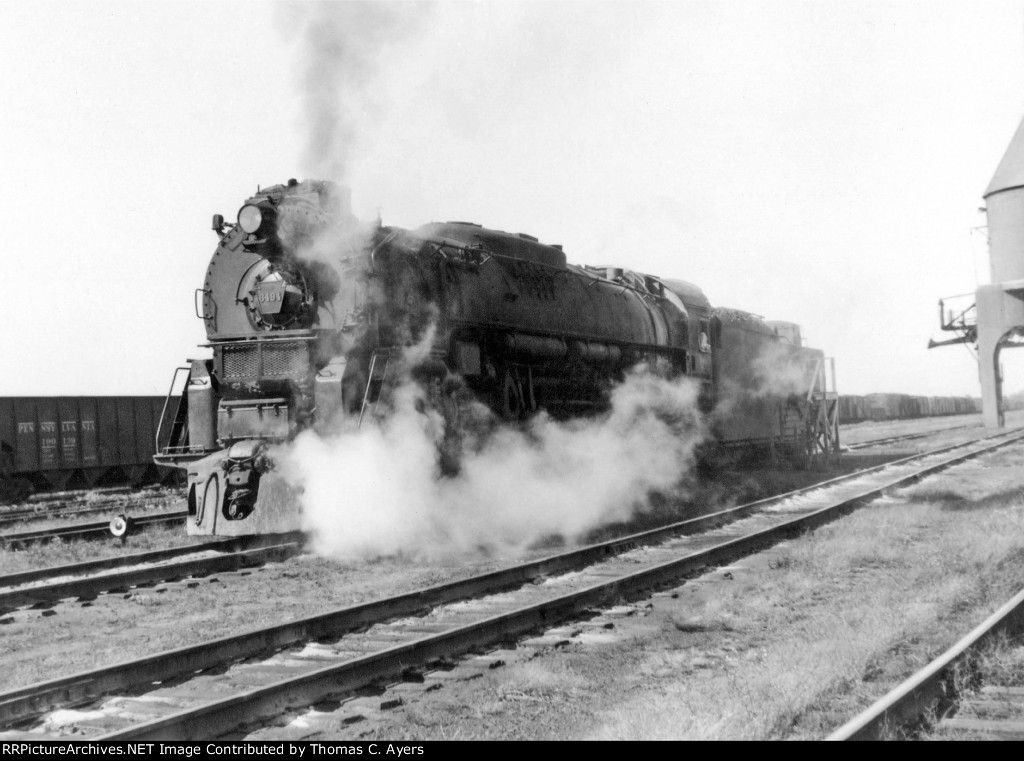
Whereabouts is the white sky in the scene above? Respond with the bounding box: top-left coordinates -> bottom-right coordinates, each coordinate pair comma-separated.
1,0 -> 1023,397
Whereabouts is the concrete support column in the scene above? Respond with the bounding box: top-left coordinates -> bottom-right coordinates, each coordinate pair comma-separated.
976,334 -> 1003,429
975,283 -> 1024,427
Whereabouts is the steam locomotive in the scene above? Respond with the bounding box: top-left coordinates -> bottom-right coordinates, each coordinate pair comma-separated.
156,179 -> 839,537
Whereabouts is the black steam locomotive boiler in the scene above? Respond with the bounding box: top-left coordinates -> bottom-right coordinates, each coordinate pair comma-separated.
156,179 -> 838,536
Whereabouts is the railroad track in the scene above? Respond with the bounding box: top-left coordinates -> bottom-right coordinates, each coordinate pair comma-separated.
938,673 -> 1024,739
4,485 -> 135,508
1,430 -> 1021,741
0,486 -> 177,526
0,510 -> 188,547
0,499 -> 149,529
0,535 -> 305,613
843,424 -> 974,451
828,581 -> 1024,740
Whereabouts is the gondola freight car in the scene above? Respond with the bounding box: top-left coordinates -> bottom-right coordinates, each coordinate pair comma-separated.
0,396 -> 178,500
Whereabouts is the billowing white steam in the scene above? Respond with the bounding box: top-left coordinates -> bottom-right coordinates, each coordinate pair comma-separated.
710,336 -> 820,431
751,341 -> 819,398
277,366 -> 704,561
273,3 -> 825,563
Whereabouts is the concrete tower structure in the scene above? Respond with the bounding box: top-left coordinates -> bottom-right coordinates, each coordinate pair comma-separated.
978,114 -> 1024,426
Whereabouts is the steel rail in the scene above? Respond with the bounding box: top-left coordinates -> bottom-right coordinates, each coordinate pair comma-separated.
0,500 -> 145,528
0,511 -> 188,546
1,487 -> 179,519
827,586 -> 1024,740
1,430 -> 1019,732
19,486 -> 134,505
0,532 -> 302,588
0,486 -> 172,517
0,432 -> 1009,728
843,423 -> 975,450
1,430 -> 1018,739
846,431 -> 939,450
91,430 -> 1024,741
0,540 -> 230,587
0,542 -> 302,612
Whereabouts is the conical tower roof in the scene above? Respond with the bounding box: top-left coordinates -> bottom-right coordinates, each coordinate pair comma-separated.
985,113 -> 1024,198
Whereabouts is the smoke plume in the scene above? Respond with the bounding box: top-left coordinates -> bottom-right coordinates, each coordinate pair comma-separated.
277,364 -> 705,562
280,1 -> 435,183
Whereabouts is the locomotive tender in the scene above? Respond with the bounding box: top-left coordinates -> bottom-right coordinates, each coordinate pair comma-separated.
157,179 -> 839,536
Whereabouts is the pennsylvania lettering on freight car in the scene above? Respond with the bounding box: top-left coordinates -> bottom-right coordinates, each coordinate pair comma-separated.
0,396 -> 179,501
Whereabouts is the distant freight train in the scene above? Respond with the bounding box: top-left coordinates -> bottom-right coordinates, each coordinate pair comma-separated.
0,396 -> 177,501
838,393 -> 981,425
156,179 -> 841,537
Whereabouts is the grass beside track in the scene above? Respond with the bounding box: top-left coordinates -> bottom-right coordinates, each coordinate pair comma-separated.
909,632 -> 1024,740
0,522 -> 207,577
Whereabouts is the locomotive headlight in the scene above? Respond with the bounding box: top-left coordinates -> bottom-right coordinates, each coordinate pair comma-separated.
238,204 -> 264,234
